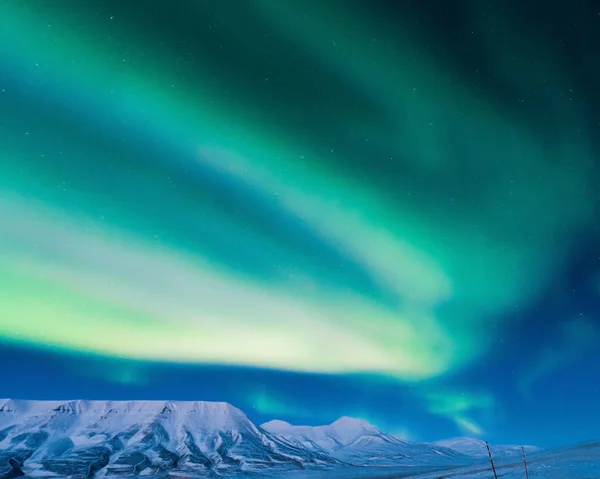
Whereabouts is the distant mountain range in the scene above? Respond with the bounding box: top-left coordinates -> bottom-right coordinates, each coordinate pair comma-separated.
261,417 -> 468,466
0,399 -> 535,478
433,437 -> 539,458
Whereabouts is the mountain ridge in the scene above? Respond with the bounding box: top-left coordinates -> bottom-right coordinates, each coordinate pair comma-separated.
261,416 -> 469,467
0,399 -> 338,478
0,399 -> 535,478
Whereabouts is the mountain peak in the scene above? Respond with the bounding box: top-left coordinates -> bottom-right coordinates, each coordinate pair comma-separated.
0,399 -> 250,428
329,416 -> 380,437
330,416 -> 374,428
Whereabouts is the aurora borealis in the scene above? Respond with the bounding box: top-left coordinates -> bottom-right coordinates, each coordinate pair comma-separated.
1,0 -> 599,447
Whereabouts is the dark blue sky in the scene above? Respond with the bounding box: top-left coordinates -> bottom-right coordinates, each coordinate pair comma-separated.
1,0 -> 599,449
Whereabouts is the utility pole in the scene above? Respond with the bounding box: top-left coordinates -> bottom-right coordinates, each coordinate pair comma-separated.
521,446 -> 529,479
486,441 -> 498,479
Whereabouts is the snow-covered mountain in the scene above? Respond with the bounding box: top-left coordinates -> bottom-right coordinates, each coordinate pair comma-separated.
434,437 -> 539,458
0,399 -> 337,478
262,416 -> 386,451
262,416 -> 467,467
0,399 -> 546,478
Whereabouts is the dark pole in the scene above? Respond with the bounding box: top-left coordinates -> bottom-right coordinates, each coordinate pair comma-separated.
521,446 -> 529,479
486,441 -> 498,479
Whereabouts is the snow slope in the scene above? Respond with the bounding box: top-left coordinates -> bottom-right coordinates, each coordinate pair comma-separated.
413,440 -> 600,479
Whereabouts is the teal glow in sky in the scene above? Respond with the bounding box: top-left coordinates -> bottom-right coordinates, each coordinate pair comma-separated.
1,0 -> 599,448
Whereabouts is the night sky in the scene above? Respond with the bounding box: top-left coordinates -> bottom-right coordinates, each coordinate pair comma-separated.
1,0 -> 599,449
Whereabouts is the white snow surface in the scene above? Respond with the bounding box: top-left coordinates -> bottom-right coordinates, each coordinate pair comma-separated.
0,399 -> 595,478
412,440 -> 600,479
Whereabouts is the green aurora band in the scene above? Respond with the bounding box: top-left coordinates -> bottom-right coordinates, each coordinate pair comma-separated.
0,0 -> 596,402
